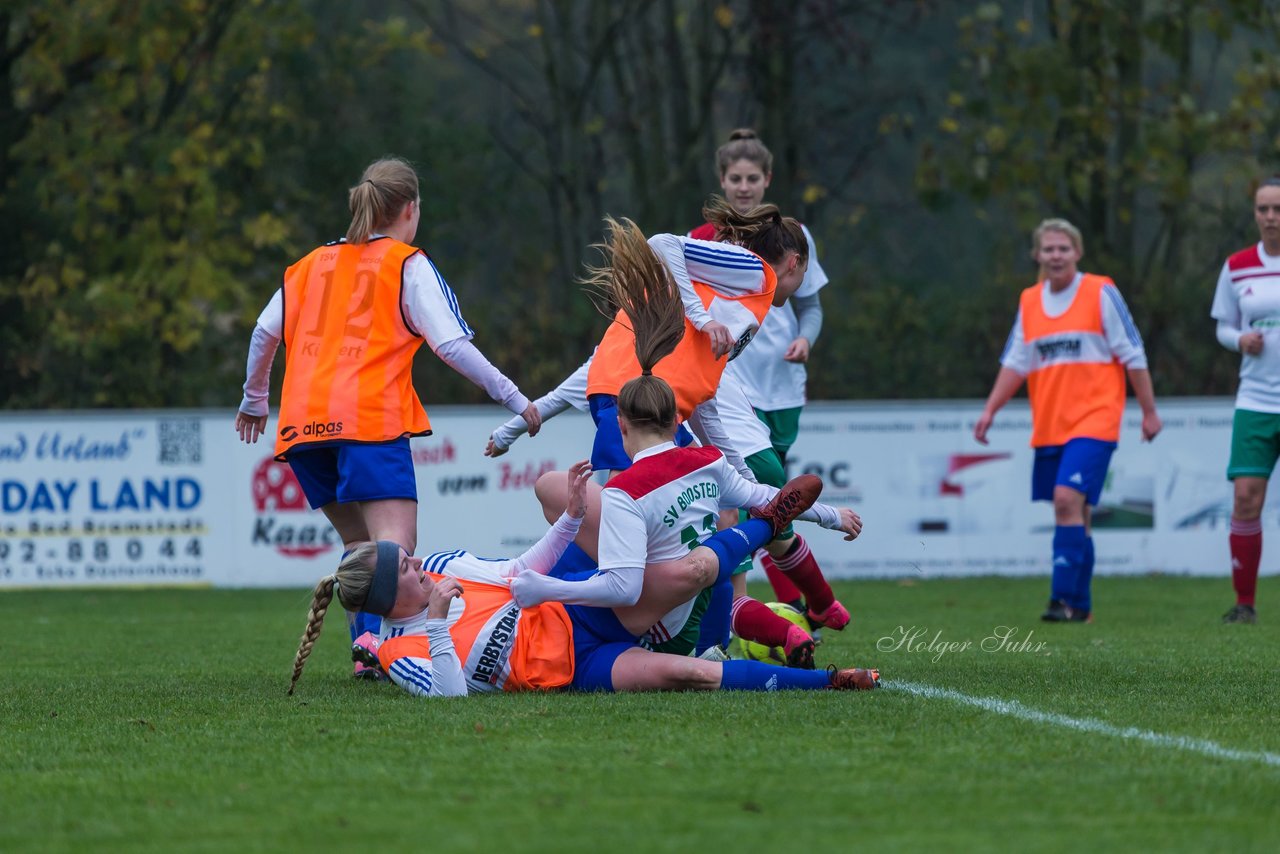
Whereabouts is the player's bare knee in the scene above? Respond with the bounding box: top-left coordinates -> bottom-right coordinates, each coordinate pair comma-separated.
1052,489 -> 1085,525
765,532 -> 794,557
1232,478 -> 1266,519
685,548 -> 718,589
534,470 -> 568,522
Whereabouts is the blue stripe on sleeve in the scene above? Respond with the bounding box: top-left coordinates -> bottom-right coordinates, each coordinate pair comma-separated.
423,550 -> 465,575
426,258 -> 474,337
684,245 -> 764,271
683,241 -> 762,263
1102,285 -> 1142,345
999,325 -> 1019,361
390,659 -> 434,695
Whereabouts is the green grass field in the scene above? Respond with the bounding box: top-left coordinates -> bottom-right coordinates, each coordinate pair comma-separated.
3,575 -> 1278,853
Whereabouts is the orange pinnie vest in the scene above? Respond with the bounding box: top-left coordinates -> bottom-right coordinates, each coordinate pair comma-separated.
275,238 -> 431,460
377,578 -> 575,692
586,266 -> 777,419
1020,273 -> 1126,447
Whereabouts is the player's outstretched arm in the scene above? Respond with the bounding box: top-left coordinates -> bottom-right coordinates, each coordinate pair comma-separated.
486,357 -> 593,457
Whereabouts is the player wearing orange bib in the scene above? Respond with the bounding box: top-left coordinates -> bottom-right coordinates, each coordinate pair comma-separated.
286,464 -> 882,695
484,197 -> 808,481
234,157 -> 541,677
579,197 -> 807,480
974,218 -> 1162,622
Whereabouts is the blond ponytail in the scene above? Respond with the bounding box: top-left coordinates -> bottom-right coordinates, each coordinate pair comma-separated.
346,158 -> 419,244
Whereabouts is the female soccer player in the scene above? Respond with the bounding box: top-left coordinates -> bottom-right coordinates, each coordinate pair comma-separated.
286,464 -> 881,695
506,216 -> 862,670
585,197 -> 808,478
235,156 -> 542,676
974,218 -> 1162,622
1210,177 -> 1280,624
688,130 -> 848,652
691,131 -> 829,448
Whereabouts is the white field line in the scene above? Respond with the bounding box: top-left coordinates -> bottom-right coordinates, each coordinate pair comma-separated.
886,680 -> 1280,769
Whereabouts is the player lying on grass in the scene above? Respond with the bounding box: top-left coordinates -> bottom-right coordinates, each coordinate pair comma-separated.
287,463 -> 880,695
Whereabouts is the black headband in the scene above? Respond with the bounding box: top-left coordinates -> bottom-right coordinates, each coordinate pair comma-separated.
363,540 -> 402,617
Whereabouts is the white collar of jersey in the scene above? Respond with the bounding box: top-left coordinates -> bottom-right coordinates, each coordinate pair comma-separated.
632,441 -> 678,464
1040,271 -> 1082,293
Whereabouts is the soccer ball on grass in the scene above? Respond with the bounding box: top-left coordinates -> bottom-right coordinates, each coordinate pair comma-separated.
729,602 -> 810,664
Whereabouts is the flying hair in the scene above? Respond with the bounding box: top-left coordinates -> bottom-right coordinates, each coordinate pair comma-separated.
581,216 -> 684,432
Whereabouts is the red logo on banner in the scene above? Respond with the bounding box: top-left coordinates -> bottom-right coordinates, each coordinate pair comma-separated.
939,453 -> 1011,496
250,457 -> 336,559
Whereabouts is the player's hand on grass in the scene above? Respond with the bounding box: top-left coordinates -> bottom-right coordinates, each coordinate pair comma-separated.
704,320 -> 733,358
522,404 -> 543,437
235,411 -> 267,444
565,460 -> 593,518
837,507 -> 863,541
783,336 -> 811,363
427,576 -> 462,619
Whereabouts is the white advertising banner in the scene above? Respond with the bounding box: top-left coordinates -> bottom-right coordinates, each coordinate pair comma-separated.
783,399 -> 1243,579
0,399 -> 1255,588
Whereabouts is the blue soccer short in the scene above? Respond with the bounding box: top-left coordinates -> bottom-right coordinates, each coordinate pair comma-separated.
1031,437 -> 1116,507
287,438 -> 417,509
588,394 -> 694,472
550,547 -> 639,692
565,603 -> 639,692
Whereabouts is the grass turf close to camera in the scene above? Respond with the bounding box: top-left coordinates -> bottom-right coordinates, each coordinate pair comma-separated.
2,575 -> 1277,853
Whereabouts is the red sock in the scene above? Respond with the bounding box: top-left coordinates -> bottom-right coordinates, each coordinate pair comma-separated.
774,535 -> 834,614
1229,517 -> 1262,607
761,551 -> 803,604
731,596 -> 794,647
